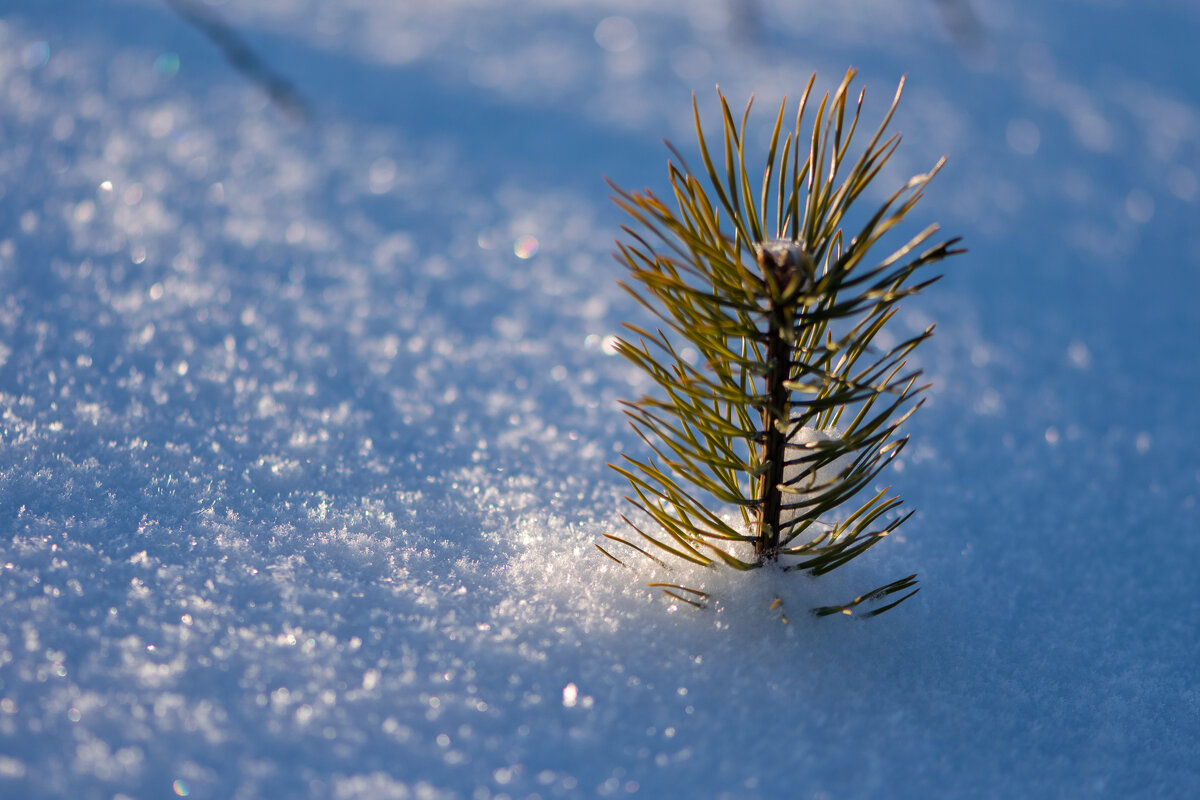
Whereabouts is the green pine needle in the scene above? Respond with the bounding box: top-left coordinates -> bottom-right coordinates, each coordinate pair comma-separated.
604,69 -> 964,617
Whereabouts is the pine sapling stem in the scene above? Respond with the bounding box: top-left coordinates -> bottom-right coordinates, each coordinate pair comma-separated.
755,313 -> 791,560
754,244 -> 801,561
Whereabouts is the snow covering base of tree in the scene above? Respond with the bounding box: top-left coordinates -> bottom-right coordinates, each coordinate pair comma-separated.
1,1 -> 1198,798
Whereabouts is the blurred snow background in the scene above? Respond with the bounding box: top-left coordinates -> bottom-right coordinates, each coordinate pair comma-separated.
1,0 -> 1198,797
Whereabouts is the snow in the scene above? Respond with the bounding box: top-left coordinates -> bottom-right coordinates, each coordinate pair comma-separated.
780,426 -> 847,531
2,0 -> 1198,798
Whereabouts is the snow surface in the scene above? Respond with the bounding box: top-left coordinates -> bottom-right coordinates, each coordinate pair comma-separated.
2,0 -> 1199,797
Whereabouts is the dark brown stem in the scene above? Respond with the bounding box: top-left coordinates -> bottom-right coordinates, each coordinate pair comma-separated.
754,311 -> 791,560
754,241 -> 807,561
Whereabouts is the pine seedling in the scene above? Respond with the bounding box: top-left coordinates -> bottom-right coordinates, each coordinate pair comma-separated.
600,69 -> 963,617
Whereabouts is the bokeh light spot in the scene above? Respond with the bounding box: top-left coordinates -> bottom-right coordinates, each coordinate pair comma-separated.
513,234 -> 539,259
154,53 -> 181,77
24,42 -> 50,69
1006,118 -> 1040,155
1125,189 -> 1154,223
595,17 -> 638,53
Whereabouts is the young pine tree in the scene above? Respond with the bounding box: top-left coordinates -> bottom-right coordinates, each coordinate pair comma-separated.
599,69 -> 964,617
